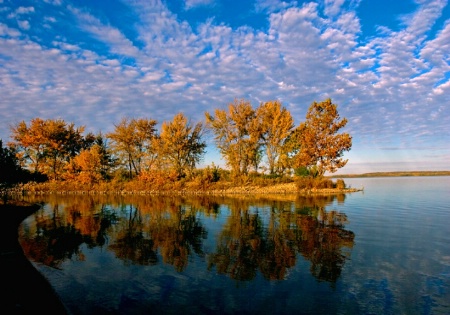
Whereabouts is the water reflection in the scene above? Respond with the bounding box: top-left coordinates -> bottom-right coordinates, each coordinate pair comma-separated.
208,194 -> 353,282
20,194 -> 353,284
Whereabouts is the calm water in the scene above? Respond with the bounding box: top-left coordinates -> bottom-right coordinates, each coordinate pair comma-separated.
18,177 -> 450,314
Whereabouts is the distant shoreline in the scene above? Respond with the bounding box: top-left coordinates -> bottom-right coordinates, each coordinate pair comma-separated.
330,170 -> 450,178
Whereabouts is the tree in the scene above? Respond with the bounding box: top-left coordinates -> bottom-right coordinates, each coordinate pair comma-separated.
9,118 -> 88,180
293,99 -> 352,176
158,113 -> 206,178
92,132 -> 116,179
9,119 -> 47,173
255,100 -> 294,175
0,139 -> 41,201
0,140 -> 24,189
65,145 -> 104,184
107,118 -> 158,178
205,99 -> 261,175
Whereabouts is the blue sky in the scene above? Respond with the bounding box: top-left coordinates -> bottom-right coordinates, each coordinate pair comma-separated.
0,0 -> 449,174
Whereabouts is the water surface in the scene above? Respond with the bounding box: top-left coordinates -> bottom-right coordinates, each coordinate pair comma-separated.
18,177 -> 450,314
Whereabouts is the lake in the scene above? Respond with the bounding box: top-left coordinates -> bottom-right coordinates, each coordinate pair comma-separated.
17,177 -> 450,314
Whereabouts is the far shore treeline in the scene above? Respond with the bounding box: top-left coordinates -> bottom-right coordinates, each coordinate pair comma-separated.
0,98 -> 353,195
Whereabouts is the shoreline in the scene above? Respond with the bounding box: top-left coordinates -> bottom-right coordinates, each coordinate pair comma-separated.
330,170 -> 450,178
0,202 -> 69,314
13,183 -> 363,196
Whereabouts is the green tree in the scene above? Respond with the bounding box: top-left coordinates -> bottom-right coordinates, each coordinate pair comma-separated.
0,139 -> 38,201
0,139 -> 22,187
293,99 -> 352,176
158,113 -> 206,178
92,132 -> 116,179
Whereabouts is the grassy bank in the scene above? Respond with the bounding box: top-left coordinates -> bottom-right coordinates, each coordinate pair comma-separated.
7,177 -> 363,196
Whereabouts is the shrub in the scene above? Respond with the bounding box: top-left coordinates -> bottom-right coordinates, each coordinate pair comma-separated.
314,178 -> 334,189
296,177 -> 335,190
296,177 -> 314,189
335,179 -> 346,189
294,166 -> 310,177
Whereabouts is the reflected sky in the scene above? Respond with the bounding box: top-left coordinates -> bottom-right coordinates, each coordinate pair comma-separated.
16,178 -> 450,314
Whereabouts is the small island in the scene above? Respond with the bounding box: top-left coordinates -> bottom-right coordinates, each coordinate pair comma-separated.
2,99 -> 360,198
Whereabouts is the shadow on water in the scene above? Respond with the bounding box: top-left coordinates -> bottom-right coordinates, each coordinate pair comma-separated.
0,203 -> 68,314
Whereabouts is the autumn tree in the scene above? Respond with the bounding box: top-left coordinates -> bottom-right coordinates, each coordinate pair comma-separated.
65,145 -> 104,184
107,118 -> 158,178
255,100 -> 294,175
293,99 -> 352,176
65,133 -> 114,184
9,119 -> 46,173
205,99 -> 261,175
157,113 -> 206,178
9,118 -> 90,180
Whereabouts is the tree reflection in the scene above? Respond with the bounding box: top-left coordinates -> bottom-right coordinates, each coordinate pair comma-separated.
19,194 -> 353,283
21,198 -> 122,268
147,206 -> 207,271
21,203 -> 87,268
208,194 -> 354,283
293,195 -> 354,283
109,205 -> 157,265
208,209 -> 263,280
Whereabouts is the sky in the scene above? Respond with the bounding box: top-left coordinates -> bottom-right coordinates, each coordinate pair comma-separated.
0,0 -> 449,174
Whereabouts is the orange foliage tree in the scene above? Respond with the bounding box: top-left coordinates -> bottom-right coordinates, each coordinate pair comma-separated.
205,99 -> 261,175
107,118 -> 158,178
157,113 -> 206,178
255,100 -> 294,175
9,118 -> 92,180
293,99 -> 352,177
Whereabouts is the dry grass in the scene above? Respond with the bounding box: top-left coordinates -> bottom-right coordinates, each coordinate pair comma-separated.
12,178 -> 363,196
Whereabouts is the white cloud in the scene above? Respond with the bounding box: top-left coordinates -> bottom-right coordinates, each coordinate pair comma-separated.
43,0 -> 62,5
69,6 -> 140,58
254,0 -> 293,13
44,16 -> 56,23
16,6 -> 35,15
17,20 -> 30,30
323,0 -> 345,17
0,22 -> 21,37
0,0 -> 449,171
184,0 -> 214,10
433,79 -> 450,95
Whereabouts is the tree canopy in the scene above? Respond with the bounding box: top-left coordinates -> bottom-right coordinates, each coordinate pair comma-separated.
293,98 -> 352,176
256,100 -> 294,175
205,99 -> 260,175
7,98 -> 352,184
158,112 -> 206,178
107,117 -> 158,178
9,118 -> 92,180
